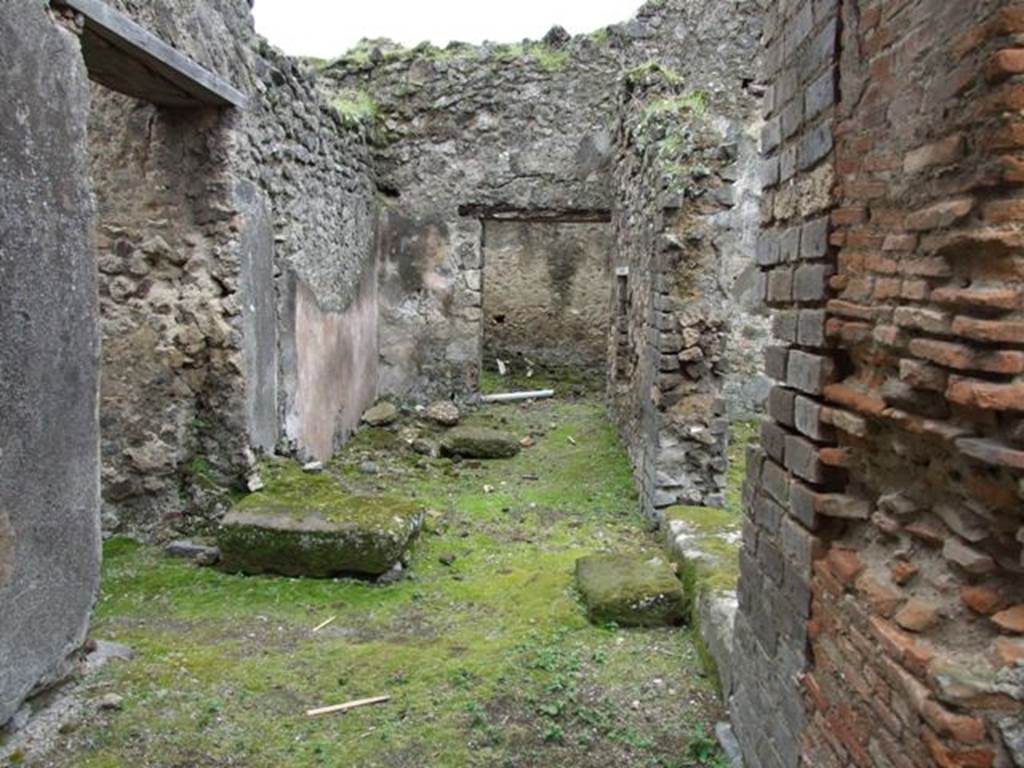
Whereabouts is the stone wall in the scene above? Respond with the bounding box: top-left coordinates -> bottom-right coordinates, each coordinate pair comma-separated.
0,0 -> 100,726
481,220 -> 613,376
324,37 -> 620,400
83,0 -> 377,530
323,0 -> 767,401
734,0 -> 1024,765
607,42 -> 765,520
89,88 -> 242,533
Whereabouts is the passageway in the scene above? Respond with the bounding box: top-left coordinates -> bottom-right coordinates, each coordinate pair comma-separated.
33,391 -> 746,767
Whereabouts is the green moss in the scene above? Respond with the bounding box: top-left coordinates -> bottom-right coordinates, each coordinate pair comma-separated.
493,42 -> 525,62
331,88 -> 378,127
587,27 -> 612,46
576,554 -> 687,627
235,461 -> 399,519
527,44 -> 571,72
348,426 -> 401,452
440,426 -> 520,459
642,91 -> 709,122
725,418 -> 759,517
52,399 -> 726,767
625,61 -> 683,87
478,364 -> 603,397
664,505 -> 739,534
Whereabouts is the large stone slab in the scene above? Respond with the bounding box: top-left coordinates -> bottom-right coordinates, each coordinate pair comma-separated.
0,1 -> 101,725
575,553 -> 687,627
219,489 -> 423,578
441,426 -> 520,459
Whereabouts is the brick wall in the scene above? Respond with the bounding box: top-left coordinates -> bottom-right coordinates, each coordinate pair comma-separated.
731,0 -> 838,763
737,0 -> 1024,766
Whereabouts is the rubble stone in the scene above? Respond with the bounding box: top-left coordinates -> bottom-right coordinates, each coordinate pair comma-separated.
575,553 -> 687,627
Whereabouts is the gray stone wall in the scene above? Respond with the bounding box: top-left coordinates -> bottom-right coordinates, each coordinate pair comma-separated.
323,0 -> 765,401
0,0 -> 100,726
608,42 -> 765,520
83,0 -> 377,531
89,88 -> 244,533
481,220 -> 613,376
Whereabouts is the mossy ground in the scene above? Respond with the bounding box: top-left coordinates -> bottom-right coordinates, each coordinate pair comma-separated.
478,364 -> 604,398
35,397 -> 734,768
664,418 -> 758,598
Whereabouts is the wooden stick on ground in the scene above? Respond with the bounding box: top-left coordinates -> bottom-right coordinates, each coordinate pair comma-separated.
311,616 -> 336,633
306,696 -> 390,718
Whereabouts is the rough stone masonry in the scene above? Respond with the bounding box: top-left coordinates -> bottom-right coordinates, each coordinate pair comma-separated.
3,0 -> 1023,766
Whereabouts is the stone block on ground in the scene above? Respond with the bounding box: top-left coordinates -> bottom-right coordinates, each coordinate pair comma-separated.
218,466 -> 423,577
425,401 -> 460,427
163,540 -> 220,565
662,506 -> 741,698
575,553 -> 687,627
440,426 -> 520,459
362,401 -> 400,427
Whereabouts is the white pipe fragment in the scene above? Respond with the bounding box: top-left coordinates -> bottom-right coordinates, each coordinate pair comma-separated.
480,389 -> 555,403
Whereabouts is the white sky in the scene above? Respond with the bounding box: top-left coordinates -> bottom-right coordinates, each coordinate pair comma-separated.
252,0 -> 645,59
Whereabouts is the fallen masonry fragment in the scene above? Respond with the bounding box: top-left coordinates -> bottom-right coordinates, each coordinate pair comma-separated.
219,496 -> 423,578
575,553 -> 688,627
218,460 -> 423,577
440,427 -> 521,459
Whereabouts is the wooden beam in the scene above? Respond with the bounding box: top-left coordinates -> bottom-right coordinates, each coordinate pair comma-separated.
457,204 -> 612,223
55,0 -> 247,108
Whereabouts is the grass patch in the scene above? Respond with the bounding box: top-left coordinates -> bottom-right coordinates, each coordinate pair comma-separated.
48,397 -> 726,767
331,88 -> 378,127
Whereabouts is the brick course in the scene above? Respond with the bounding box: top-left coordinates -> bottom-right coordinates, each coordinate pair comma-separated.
735,0 -> 1024,766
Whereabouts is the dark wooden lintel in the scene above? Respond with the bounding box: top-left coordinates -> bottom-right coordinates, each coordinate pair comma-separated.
55,0 -> 247,109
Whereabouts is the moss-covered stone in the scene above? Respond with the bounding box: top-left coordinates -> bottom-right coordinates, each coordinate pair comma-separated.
440,426 -> 520,459
362,401 -> 400,427
664,505 -> 739,534
664,506 -> 740,598
218,463 -> 423,577
575,553 -> 687,627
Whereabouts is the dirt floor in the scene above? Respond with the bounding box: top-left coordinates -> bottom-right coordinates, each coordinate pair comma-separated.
14,391 -> 742,768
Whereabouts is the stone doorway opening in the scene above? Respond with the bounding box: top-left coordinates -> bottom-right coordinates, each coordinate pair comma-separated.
88,90 -> 233,534
70,0 -> 247,535
477,214 -> 614,395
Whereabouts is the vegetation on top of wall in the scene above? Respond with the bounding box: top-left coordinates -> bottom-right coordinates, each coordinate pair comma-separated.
331,88 -> 379,127
625,61 -> 683,88
527,43 -> 572,72
327,35 -> 579,75
586,27 -> 612,46
478,42 -> 572,71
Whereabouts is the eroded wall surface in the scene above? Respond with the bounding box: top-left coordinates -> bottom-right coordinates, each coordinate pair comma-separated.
610,59 -> 765,519
89,88 -> 242,533
482,220 -> 613,375
736,0 -> 1024,765
83,0 -> 377,530
0,0 -> 100,725
324,0 -> 766,401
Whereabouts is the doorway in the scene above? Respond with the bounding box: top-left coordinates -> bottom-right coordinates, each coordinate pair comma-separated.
480,219 -> 614,394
